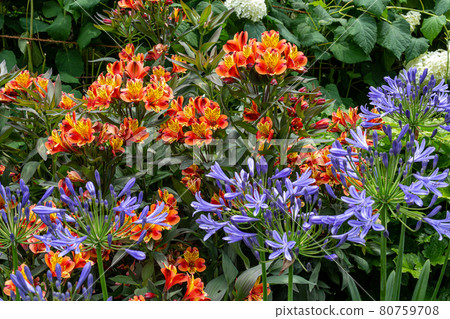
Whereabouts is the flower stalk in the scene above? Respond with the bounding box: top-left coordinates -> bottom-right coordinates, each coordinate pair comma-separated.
96,246 -> 109,301
288,263 -> 294,301
431,238 -> 450,300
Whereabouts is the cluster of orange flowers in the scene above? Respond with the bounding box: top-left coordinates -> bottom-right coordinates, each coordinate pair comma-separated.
45,112 -> 149,156
158,96 -> 228,146
160,246 -> 209,301
181,165 -> 203,193
0,70 -> 77,109
216,30 -> 307,83
84,43 -> 183,113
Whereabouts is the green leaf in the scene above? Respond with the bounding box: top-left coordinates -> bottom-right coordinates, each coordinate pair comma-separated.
349,15 -> 377,54
59,72 -> 80,84
205,275 -> 228,301
412,260 -> 430,301
47,14 -> 72,40
405,37 -> 429,63
377,19 -> 411,59
420,15 -> 446,44
423,234 -> 447,266
401,253 -> 423,279
385,270 -> 396,301
36,138 -> 48,161
346,274 -> 362,301
230,242 -> 250,269
0,15 -> 4,30
267,275 -> 313,285
0,50 -> 17,70
350,253 -> 370,273
42,1 -> 63,18
222,251 -> 238,286
275,22 -> 301,47
297,27 -> 327,47
435,0 -> 450,15
19,18 -> 50,34
244,21 -> 266,41
110,275 -> 139,286
78,23 -> 102,49
309,263 -> 321,292
66,0 -> 101,11
55,49 -> 84,78
354,0 -> 389,16
329,41 -> 371,64
21,161 -> 40,183
235,261 -> 272,300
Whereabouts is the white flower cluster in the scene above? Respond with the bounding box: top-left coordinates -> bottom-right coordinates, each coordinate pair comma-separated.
406,46 -> 450,82
401,11 -> 421,32
224,0 -> 267,22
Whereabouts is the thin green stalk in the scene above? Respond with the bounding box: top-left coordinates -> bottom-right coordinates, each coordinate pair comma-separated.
380,206 -> 388,301
11,244 -> 19,300
288,264 -> 294,301
96,246 -> 109,301
257,225 -> 268,301
393,214 -> 406,301
431,238 -> 450,300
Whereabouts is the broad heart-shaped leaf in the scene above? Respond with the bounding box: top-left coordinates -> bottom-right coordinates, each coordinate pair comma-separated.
55,49 -> 84,78
329,41 -> 371,64
0,50 -> 17,70
412,260 -> 430,301
405,37 -> 429,63
420,15 -> 446,44
435,0 -> 450,15
205,275 -> 228,301
42,1 -> 63,18
78,23 -> 102,49
348,15 -> 377,54
354,0 -> 389,16
19,18 -> 50,34
422,233 -> 447,266
377,19 -> 411,59
244,21 -> 266,41
47,14 -> 72,41
21,161 -> 40,183
66,0 -> 101,11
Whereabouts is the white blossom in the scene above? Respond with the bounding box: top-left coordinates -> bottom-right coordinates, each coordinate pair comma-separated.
406,45 -> 450,82
224,0 -> 267,22
401,11 -> 421,32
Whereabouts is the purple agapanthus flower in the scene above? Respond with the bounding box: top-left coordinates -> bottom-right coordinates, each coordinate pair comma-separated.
196,214 -> 229,241
408,139 -> 436,164
223,224 -> 257,243
265,230 -> 296,261
399,182 -> 428,206
244,189 -> 268,216
191,191 -> 224,215
423,212 -> 450,240
346,126 -> 370,150
413,168 -> 449,197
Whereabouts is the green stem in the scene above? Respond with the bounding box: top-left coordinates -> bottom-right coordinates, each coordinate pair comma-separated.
11,244 -> 19,301
288,263 -> 294,301
257,226 -> 268,301
431,238 -> 450,300
380,206 -> 388,301
393,214 -> 406,301
96,246 -> 109,301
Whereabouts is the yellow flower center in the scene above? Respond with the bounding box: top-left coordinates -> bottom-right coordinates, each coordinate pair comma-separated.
262,33 -> 279,49
204,107 -> 220,123
223,55 -> 235,69
127,80 -> 144,96
263,51 -> 280,70
289,45 -> 298,59
243,45 -> 252,58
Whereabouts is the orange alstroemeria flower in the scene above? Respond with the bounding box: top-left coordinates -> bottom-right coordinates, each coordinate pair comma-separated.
118,118 -> 149,143
96,73 -> 122,98
183,275 -> 210,301
216,53 -> 245,81
257,30 -> 287,54
146,43 -> 169,61
45,127 -> 79,155
58,93 -> 77,110
120,79 -> 146,103
3,264 -> 34,297
161,264 -> 188,291
129,295 -> 146,301
166,96 -> 184,117
290,117 -> 304,134
176,104 -> 196,127
107,60 -> 125,76
198,104 -> 228,130
126,60 -> 150,79
151,66 -> 172,82
177,247 -> 206,274
246,277 -> 270,301
185,122 -> 213,146
33,77 -> 49,96
223,31 -> 248,53
73,250 -> 94,269
45,251 -> 75,279
85,84 -> 114,110
67,117 -> 95,147
144,81 -> 173,112
285,44 -> 307,72
256,117 -> 274,142
255,49 -> 287,76
118,0 -> 143,10
328,107 -> 359,133
159,118 -> 184,143
119,43 -> 135,62
110,137 -> 125,156
171,55 -> 187,73
243,101 -> 261,122
7,70 -> 33,91
26,237 -> 47,254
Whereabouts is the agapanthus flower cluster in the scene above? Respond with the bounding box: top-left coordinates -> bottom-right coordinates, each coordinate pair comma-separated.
191,156 -> 382,263
158,96 -> 228,146
362,67 -> 450,132
216,30 -> 307,83
327,123 -> 449,236
1,262 -> 96,301
406,48 -> 450,83
224,0 -> 267,22
32,172 -> 177,261
0,179 -> 53,253
45,112 -> 149,157
84,44 -> 174,115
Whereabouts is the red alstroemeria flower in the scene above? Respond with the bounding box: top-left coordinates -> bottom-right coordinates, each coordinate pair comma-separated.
290,117 -> 304,133
184,122 -> 213,146
257,30 -> 287,54
67,117 -> 95,147
285,43 -> 307,72
182,275 -> 210,301
125,60 -> 150,79
256,117 -> 274,142
120,79 -> 146,103
45,251 -> 75,279
119,43 -> 135,62
161,264 -> 188,291
177,247 -> 206,274
255,49 -> 287,76
159,118 -> 184,143
215,53 -> 241,81
243,101 -> 261,122
171,55 -> 187,73
118,0 -> 143,9
310,118 -> 330,130
246,277 -> 270,301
